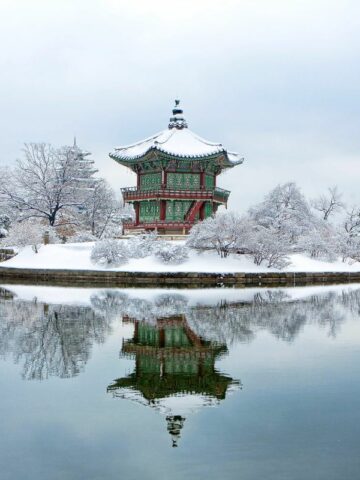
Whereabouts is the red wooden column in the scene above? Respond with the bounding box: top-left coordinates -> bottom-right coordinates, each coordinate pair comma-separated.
135,202 -> 140,224
137,173 -> 141,189
200,202 -> 205,220
134,321 -> 139,343
160,169 -> 167,221
159,327 -> 165,348
160,200 -> 166,220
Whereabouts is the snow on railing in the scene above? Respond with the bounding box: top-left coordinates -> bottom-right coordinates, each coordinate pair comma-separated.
121,186 -> 230,202
123,220 -> 194,228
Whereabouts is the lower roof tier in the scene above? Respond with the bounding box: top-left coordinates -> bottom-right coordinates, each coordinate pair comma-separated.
110,150 -> 243,174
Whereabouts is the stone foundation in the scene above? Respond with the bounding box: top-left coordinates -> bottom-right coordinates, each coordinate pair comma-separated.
0,267 -> 360,288
0,249 -> 16,262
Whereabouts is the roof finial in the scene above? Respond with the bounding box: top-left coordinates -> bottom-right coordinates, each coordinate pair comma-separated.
169,99 -> 188,130
166,415 -> 185,448
73,136 -> 77,147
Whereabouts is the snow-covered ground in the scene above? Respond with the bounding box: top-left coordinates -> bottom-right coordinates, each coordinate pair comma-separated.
1,242 -> 360,273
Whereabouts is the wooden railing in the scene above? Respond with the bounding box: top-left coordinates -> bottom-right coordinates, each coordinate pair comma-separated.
123,220 -> 194,229
121,186 -> 230,203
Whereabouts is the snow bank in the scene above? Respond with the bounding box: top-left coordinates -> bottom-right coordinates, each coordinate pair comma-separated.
1,242 -> 360,273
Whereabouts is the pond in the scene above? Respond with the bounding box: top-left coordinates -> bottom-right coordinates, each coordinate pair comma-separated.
0,284 -> 359,480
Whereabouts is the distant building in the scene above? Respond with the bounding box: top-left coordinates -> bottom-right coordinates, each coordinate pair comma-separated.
69,137 -> 98,191
110,101 -> 243,234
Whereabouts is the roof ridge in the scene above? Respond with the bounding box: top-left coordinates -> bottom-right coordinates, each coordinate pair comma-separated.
115,130 -> 165,151
185,128 -> 225,149
153,128 -> 175,146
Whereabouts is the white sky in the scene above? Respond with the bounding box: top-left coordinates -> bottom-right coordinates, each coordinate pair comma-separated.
0,0 -> 359,211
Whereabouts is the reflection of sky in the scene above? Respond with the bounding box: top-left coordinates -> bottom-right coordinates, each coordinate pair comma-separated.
0,286 -> 360,479
1,1 -> 360,209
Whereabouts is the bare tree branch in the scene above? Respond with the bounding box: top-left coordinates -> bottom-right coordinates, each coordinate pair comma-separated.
311,186 -> 345,221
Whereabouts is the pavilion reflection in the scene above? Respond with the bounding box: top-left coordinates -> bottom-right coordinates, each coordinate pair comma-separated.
107,314 -> 241,447
1,284 -> 357,386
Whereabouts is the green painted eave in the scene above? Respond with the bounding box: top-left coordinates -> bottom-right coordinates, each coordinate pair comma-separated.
109,148 -> 242,172
107,371 -> 237,401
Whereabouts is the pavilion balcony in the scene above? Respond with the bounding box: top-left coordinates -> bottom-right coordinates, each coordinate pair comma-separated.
121,186 -> 230,204
122,220 -> 195,231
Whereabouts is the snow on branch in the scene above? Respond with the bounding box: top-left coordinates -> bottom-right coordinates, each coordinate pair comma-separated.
311,186 -> 345,221
90,239 -> 129,267
154,242 -> 189,264
2,220 -> 43,253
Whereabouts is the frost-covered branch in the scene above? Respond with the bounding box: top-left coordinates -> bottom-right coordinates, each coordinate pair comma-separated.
311,186 -> 345,221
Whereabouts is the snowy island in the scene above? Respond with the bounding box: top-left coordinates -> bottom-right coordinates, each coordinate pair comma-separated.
1,101 -> 360,287
0,239 -> 360,288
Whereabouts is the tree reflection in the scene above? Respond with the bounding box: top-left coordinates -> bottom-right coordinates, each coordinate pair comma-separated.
0,295 -> 111,380
1,285 -> 360,385
102,287 -> 360,446
91,287 -> 358,345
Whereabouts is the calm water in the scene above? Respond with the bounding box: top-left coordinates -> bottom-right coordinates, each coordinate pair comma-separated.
0,284 -> 359,480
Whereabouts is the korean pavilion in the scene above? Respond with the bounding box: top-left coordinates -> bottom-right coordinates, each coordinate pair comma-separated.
110,100 -> 244,234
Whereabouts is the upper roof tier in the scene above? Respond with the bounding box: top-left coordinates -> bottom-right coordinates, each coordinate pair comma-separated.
110,100 -> 244,169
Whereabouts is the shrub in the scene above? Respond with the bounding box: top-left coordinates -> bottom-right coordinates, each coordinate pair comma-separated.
154,242 -> 189,264
3,220 -> 43,253
90,239 -> 128,267
127,232 -> 158,258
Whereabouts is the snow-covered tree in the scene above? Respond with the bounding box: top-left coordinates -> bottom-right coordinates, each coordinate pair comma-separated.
298,220 -> 337,261
335,207 -> 360,263
187,212 -> 248,257
0,214 -> 10,238
335,231 -> 360,263
76,179 -> 131,239
3,220 -> 43,253
154,242 -> 189,264
344,206 -> 360,238
0,168 -> 15,236
247,226 -> 290,269
311,186 -> 345,221
127,232 -> 158,258
0,143 -> 96,227
90,239 -> 128,267
69,232 -> 98,243
249,182 -> 315,246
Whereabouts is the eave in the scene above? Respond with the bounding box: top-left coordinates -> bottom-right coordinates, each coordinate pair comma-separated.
110,148 -> 243,173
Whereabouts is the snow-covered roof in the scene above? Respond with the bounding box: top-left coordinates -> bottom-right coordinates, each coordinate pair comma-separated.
110,101 -> 244,166
113,128 -> 228,160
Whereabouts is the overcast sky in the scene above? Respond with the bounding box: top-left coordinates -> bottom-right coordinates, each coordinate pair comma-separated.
1,0 -> 359,211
